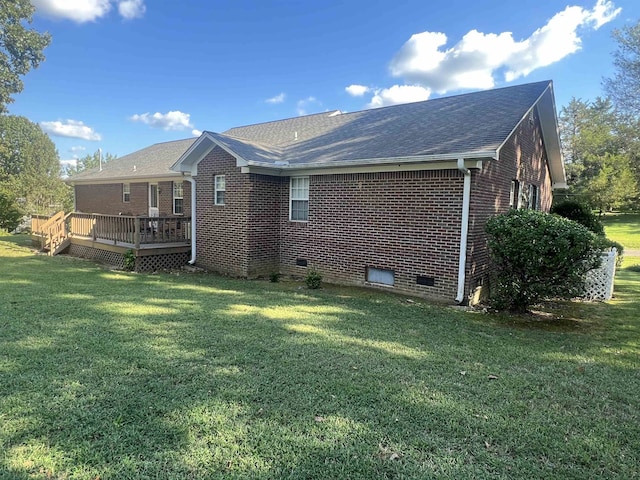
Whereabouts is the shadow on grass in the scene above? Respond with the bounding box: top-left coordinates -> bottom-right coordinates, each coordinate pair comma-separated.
1,234 -> 639,479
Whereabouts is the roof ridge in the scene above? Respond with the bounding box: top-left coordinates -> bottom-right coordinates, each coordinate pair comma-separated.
148,137 -> 196,146
224,109 -> 342,132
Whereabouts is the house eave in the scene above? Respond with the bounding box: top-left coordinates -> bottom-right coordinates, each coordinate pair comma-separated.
240,152 -> 492,176
495,81 -> 566,187
171,132 -> 248,176
66,174 -> 184,186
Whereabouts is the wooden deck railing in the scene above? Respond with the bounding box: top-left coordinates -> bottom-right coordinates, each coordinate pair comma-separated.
34,211 -> 68,254
68,213 -> 191,248
31,214 -> 50,234
33,213 -> 191,250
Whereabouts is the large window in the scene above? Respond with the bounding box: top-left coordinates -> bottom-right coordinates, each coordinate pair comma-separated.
173,181 -> 184,214
123,183 -> 130,203
214,175 -> 225,205
290,176 -> 309,221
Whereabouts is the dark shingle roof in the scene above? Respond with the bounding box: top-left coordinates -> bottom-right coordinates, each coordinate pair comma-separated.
69,138 -> 195,183
218,81 -> 550,166
74,81 -> 560,184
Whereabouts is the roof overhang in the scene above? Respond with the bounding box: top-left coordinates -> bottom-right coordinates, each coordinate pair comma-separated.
171,132 -> 249,176
173,131 -> 493,177
240,154 -> 489,176
66,174 -> 184,186
496,82 -> 567,190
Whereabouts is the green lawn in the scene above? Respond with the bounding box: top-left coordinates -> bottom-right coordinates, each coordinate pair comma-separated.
1,234 -> 639,479
603,213 -> 640,250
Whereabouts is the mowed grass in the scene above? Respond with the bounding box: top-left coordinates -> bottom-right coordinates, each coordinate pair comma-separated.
1,234 -> 639,479
603,213 -> 640,250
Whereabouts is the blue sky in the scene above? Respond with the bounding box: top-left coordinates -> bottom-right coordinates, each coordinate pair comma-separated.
9,0 -> 640,168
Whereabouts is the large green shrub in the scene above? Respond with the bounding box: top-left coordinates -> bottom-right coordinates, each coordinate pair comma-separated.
485,209 -> 602,312
550,200 -> 604,235
0,193 -> 23,232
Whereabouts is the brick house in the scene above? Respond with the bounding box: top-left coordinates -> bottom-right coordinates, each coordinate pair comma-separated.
69,138 -> 195,218
69,80 -> 565,303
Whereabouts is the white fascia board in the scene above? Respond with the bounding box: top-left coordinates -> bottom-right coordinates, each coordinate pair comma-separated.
495,82 -> 566,186
67,174 -> 184,186
170,132 -> 248,176
241,153 -> 490,176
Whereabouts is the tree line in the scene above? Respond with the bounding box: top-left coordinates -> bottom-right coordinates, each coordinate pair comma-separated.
558,22 -> 640,212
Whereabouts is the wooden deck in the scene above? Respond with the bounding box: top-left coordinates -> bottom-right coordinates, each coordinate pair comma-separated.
32,212 -> 192,254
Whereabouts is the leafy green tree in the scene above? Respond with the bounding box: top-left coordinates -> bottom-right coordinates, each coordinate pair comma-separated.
0,115 -> 71,214
603,20 -> 640,118
0,191 -> 22,231
485,210 -> 602,312
559,98 -> 638,211
65,150 -> 117,176
0,0 -> 51,112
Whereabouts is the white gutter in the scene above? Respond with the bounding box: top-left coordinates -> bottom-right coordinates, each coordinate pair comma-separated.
185,176 -> 197,264
244,150 -> 495,171
456,158 -> 472,304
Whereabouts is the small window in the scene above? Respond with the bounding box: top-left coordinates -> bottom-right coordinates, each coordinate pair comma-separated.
290,176 -> 309,221
509,180 -> 520,209
123,183 -> 130,203
366,267 -> 395,286
528,184 -> 539,210
214,175 -> 225,205
173,181 -> 184,214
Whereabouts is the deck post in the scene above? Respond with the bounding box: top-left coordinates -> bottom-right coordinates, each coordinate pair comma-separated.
134,217 -> 141,249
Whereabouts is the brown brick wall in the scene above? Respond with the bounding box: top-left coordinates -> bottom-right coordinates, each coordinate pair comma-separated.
190,110 -> 556,303
278,170 -> 465,300
194,147 -> 250,276
465,108 -> 553,299
75,180 -> 191,217
247,174 -> 285,276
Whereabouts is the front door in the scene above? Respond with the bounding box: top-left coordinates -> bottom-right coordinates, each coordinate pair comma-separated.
149,183 -> 159,217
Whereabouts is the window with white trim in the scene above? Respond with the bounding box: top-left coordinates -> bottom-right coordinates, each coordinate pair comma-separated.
214,175 -> 225,205
123,183 -> 130,203
290,176 -> 309,221
528,184 -> 539,210
509,180 -> 520,209
173,181 -> 184,214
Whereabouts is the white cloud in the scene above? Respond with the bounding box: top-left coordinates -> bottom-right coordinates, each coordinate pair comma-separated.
296,96 -> 322,116
118,0 -> 145,20
192,129 -> 202,137
130,110 -> 194,131
367,85 -> 431,108
388,0 -> 620,93
69,145 -> 86,153
587,0 -> 621,28
345,85 -> 371,97
40,119 -> 102,141
266,93 -> 286,104
60,159 -> 78,168
31,0 -> 146,22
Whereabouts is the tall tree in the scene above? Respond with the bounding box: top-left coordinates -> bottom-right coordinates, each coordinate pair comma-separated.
0,115 -> 71,215
65,150 -> 117,176
604,21 -> 640,118
0,0 -> 51,113
559,98 -> 638,211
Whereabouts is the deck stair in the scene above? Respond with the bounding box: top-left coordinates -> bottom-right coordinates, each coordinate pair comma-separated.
37,211 -> 70,255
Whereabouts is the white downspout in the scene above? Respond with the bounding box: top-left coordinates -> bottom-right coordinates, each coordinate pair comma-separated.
185,176 -> 197,264
456,158 -> 472,304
